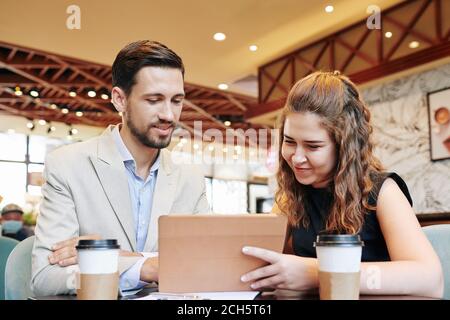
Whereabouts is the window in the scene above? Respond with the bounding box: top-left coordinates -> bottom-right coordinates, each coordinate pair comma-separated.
211,179 -> 247,214
0,162 -> 27,206
0,132 -> 27,161
29,135 -> 66,163
0,132 -> 73,209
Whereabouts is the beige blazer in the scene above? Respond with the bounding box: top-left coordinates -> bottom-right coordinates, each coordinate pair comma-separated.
31,125 -> 210,296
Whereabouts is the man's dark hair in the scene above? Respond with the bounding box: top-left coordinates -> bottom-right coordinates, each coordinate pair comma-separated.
112,40 -> 185,96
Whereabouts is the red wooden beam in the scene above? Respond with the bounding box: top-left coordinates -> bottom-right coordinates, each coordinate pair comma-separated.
385,0 -> 432,61
340,28 -> 372,72
384,15 -> 435,45
435,0 -> 442,40
248,41 -> 450,119
261,58 -> 291,102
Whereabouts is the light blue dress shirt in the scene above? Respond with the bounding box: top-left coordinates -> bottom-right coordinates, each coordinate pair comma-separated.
111,126 -> 160,291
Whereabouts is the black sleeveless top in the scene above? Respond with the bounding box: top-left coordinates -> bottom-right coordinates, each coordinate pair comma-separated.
291,172 -> 413,262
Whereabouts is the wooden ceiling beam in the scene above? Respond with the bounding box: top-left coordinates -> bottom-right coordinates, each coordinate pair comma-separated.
261,58 -> 291,102
384,15 -> 435,45
385,0 -> 432,61
0,60 -> 114,113
340,28 -> 372,72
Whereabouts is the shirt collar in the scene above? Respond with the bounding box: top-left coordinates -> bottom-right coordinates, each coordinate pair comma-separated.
112,125 -> 160,173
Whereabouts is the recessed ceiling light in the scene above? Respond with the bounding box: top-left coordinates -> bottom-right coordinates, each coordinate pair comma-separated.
101,93 -> 109,100
30,89 -> 39,98
409,41 -> 420,49
87,90 -> 96,98
69,90 -> 77,97
213,32 -> 226,41
249,45 -> 258,52
50,104 -> 58,109
38,119 -> 47,126
26,121 -> 34,129
325,5 -> 334,13
75,111 -> 83,117
218,83 -> 228,90
61,108 -> 69,114
71,128 -> 79,135
385,31 -> 393,38
224,120 -> 231,127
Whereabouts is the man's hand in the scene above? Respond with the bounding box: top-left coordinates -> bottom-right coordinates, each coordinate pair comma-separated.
119,250 -> 144,257
48,234 -> 101,267
140,257 -> 159,283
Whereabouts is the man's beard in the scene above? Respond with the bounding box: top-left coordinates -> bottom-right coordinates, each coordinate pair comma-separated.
126,112 -> 174,149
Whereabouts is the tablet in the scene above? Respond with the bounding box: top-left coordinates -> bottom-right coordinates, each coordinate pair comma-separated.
158,214 -> 287,293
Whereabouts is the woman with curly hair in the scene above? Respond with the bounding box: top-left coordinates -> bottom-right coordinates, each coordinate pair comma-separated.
241,71 -> 443,298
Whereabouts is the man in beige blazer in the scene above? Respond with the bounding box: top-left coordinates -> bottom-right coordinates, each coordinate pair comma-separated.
31,41 -> 209,296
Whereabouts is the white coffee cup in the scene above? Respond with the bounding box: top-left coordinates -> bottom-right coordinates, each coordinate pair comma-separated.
76,239 -> 120,300
314,234 -> 364,300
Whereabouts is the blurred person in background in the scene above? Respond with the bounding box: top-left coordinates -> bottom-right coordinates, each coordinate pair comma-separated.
1,203 -> 34,241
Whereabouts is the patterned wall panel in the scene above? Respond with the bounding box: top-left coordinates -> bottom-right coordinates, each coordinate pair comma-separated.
362,63 -> 450,214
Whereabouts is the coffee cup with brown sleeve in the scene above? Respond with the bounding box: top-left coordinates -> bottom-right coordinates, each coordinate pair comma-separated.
314,234 -> 364,300
76,239 -> 120,300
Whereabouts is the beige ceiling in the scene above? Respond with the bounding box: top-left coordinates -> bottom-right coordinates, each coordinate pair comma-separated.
0,0 -> 403,96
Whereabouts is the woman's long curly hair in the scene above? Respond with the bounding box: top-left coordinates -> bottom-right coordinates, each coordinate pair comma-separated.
276,71 -> 384,234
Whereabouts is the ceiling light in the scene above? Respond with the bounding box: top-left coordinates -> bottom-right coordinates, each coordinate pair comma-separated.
224,120 -> 231,127
14,86 -> 23,96
325,5 -> 334,13
87,90 -> 96,98
101,93 -> 109,100
26,121 -> 35,130
249,45 -> 258,52
50,104 -> 58,109
30,89 -> 39,98
213,32 -> 226,41
218,83 -> 228,90
47,125 -> 56,134
385,31 -> 393,38
71,128 -> 78,135
409,41 -> 420,49
61,108 -> 69,114
75,111 -> 83,117
69,90 -> 77,97
38,119 -> 47,126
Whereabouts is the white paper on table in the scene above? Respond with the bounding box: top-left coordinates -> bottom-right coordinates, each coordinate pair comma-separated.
132,291 -> 260,300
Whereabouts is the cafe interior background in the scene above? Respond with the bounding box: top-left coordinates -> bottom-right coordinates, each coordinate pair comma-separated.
0,0 -> 449,228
